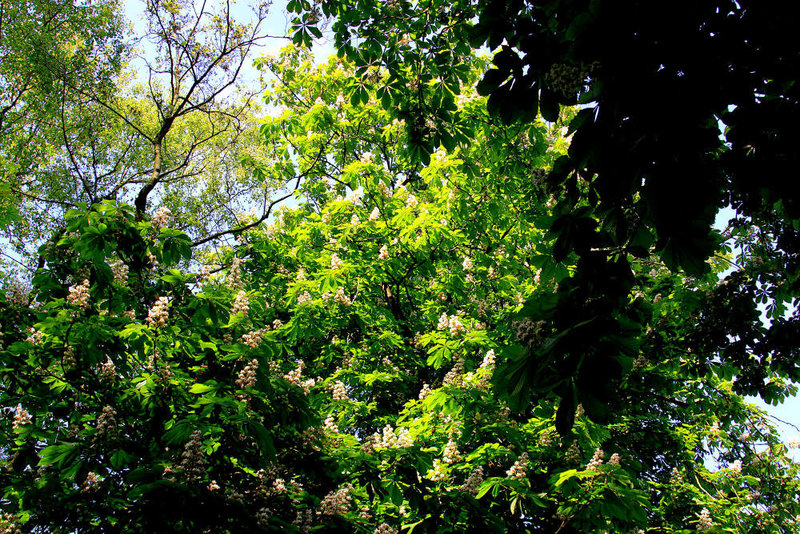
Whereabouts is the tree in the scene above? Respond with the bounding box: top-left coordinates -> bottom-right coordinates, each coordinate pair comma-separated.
1,46 -> 798,533
1,0 -> 287,279
0,0 -> 127,257
293,0 -> 800,431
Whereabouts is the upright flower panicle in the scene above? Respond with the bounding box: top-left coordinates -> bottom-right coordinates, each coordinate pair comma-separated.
152,206 -> 172,227
587,448 -> 604,471
12,405 -> 31,430
109,259 -> 129,285
318,483 -> 353,516
696,508 -> 713,531
506,452 -> 529,480
99,357 -> 116,382
147,297 -> 169,328
231,290 -> 250,317
236,359 -> 259,388
67,279 -> 90,310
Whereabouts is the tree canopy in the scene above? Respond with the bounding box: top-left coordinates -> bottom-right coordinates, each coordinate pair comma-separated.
292,0 -> 800,431
0,1 -> 799,533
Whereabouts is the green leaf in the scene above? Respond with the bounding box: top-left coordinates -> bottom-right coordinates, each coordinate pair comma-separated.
110,450 -> 136,470
38,442 -> 79,467
552,469 -> 579,488
189,382 -> 218,394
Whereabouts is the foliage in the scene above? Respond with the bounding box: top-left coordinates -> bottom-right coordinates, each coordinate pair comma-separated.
0,46 -> 798,533
0,0 -> 285,276
293,0 -> 800,431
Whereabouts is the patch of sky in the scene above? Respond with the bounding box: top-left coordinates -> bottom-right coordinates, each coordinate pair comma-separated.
713,206 -> 799,461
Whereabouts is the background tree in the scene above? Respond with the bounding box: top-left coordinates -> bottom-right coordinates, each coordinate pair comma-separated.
1,0 -> 287,281
0,0 -> 126,268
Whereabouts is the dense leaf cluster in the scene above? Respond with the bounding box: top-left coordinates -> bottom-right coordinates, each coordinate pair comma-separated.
295,0 -> 800,433
1,49 -> 798,533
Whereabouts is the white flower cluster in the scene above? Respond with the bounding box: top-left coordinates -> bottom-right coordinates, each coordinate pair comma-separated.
369,207 -> 381,222
99,356 -> 116,382
427,459 -> 448,482
512,318 -> 544,346
374,523 -> 396,534
696,508 -> 713,531
83,471 -> 99,491
506,452 -> 529,480
443,358 -> 464,387
787,435 -> 799,448
236,359 -> 259,388
334,287 -> 352,306
418,383 -> 431,400
437,313 -> 465,335
152,206 -> 172,227
241,327 -> 269,348
442,438 -> 462,464
670,467 -> 683,486
459,466 -> 484,494
448,316 -> 465,335
565,441 -> 581,463
608,453 -> 621,467
297,291 -> 313,305
273,319 -> 284,329
330,253 -> 344,270
178,430 -> 207,481
284,362 -> 315,394
228,257 -> 242,288
12,405 -> 31,430
360,152 -> 373,164
67,279 -> 91,310
587,448 -> 604,471
147,297 -> 169,328
318,483 -> 354,516
26,328 -> 44,345
323,413 -> 340,432
378,245 -> 390,260
373,425 -> 413,449
462,257 -> 473,271
0,512 -> 22,534
231,290 -> 249,317
4,278 -> 30,307
477,349 -> 496,386
96,405 -> 116,435
406,194 -> 418,208
198,264 -> 212,283
350,214 -> 360,227
331,380 -> 348,401
273,478 -> 287,493
110,259 -> 128,285
730,459 -> 742,473
539,429 -> 559,448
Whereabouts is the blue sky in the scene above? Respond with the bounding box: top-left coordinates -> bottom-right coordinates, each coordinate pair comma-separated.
714,207 -> 799,458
